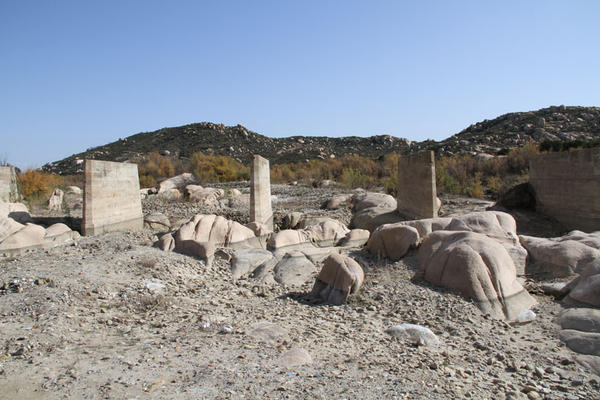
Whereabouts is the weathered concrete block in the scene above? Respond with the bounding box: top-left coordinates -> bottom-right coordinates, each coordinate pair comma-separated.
250,155 -> 273,231
0,166 -> 19,202
530,148 -> 600,232
397,151 -> 439,219
82,160 -> 143,236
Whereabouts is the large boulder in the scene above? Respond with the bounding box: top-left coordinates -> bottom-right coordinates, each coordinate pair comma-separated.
350,191 -> 402,232
267,219 -> 349,250
267,229 -> 312,250
0,202 -> 31,223
352,192 -> 397,212
245,222 -> 272,237
273,251 -> 317,287
0,221 -> 79,254
566,275 -> 600,307
66,186 -> 82,195
417,230 -> 536,320
520,233 -> 600,278
155,214 -> 258,260
559,308 -> 600,333
282,212 -> 304,229
0,223 -> 46,251
231,248 -> 275,280
367,224 -> 420,260
337,229 -> 370,248
157,173 -> 196,194
144,213 -> 171,232
0,217 -> 24,243
159,188 -> 182,200
402,211 -> 527,274
303,219 -> 350,247
559,330 -> 600,357
310,253 -> 364,305
186,186 -> 224,205
325,194 -> 353,210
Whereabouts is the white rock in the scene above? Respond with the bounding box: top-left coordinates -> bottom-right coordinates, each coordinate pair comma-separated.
385,323 -> 440,347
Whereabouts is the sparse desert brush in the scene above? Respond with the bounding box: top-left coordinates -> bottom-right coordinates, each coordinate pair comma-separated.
18,169 -> 64,205
190,152 -> 249,183
139,174 -> 157,189
138,257 -> 158,268
137,152 -> 182,184
60,174 -> 84,188
436,143 -> 540,199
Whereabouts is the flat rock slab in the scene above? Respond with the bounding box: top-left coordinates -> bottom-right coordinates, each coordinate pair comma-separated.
273,251 -> 317,287
574,354 -> 600,376
276,348 -> 312,368
231,248 -> 274,280
247,322 -> 289,345
559,308 -> 600,333
559,329 -> 600,356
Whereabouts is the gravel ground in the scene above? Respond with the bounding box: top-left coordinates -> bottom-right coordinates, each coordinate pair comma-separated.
1,184 -> 597,399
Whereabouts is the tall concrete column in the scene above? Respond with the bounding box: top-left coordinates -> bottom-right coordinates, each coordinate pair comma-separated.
250,155 -> 273,231
397,151 -> 439,219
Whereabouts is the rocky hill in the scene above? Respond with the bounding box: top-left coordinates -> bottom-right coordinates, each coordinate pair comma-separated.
43,105 -> 600,175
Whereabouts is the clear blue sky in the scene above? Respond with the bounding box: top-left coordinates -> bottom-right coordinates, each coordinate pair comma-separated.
1,0 -> 599,169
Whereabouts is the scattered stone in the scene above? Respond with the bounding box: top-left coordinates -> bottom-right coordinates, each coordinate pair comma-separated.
247,322 -> 289,345
385,324 -> 440,347
276,348 -> 312,368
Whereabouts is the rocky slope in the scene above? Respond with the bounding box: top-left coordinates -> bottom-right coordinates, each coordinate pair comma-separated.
43,105 -> 600,175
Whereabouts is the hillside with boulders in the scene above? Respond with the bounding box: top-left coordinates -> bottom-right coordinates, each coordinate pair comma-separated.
43,105 -> 600,175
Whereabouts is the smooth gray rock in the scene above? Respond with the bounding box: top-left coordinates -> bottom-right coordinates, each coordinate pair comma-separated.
559,329 -> 600,356
230,248 -> 274,280
273,251 -> 317,287
559,308 -> 600,333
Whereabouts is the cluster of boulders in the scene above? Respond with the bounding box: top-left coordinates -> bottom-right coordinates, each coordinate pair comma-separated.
558,308 -> 600,374
522,231 -> 600,307
141,173 -> 251,207
0,201 -> 79,255
153,211 -> 370,305
365,210 -> 533,320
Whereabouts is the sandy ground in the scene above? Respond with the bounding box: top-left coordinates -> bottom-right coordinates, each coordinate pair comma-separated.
1,185 -> 598,399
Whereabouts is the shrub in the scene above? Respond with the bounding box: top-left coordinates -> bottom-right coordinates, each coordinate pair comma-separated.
189,153 -> 249,183
139,174 -> 157,189
18,169 -> 64,205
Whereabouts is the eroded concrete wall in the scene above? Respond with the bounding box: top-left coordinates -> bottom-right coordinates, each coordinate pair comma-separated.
250,155 -> 273,231
82,160 -> 143,236
530,148 -> 600,232
0,166 -> 19,202
397,151 -> 439,219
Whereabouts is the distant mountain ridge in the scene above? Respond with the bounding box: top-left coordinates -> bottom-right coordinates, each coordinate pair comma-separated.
43,105 -> 600,175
